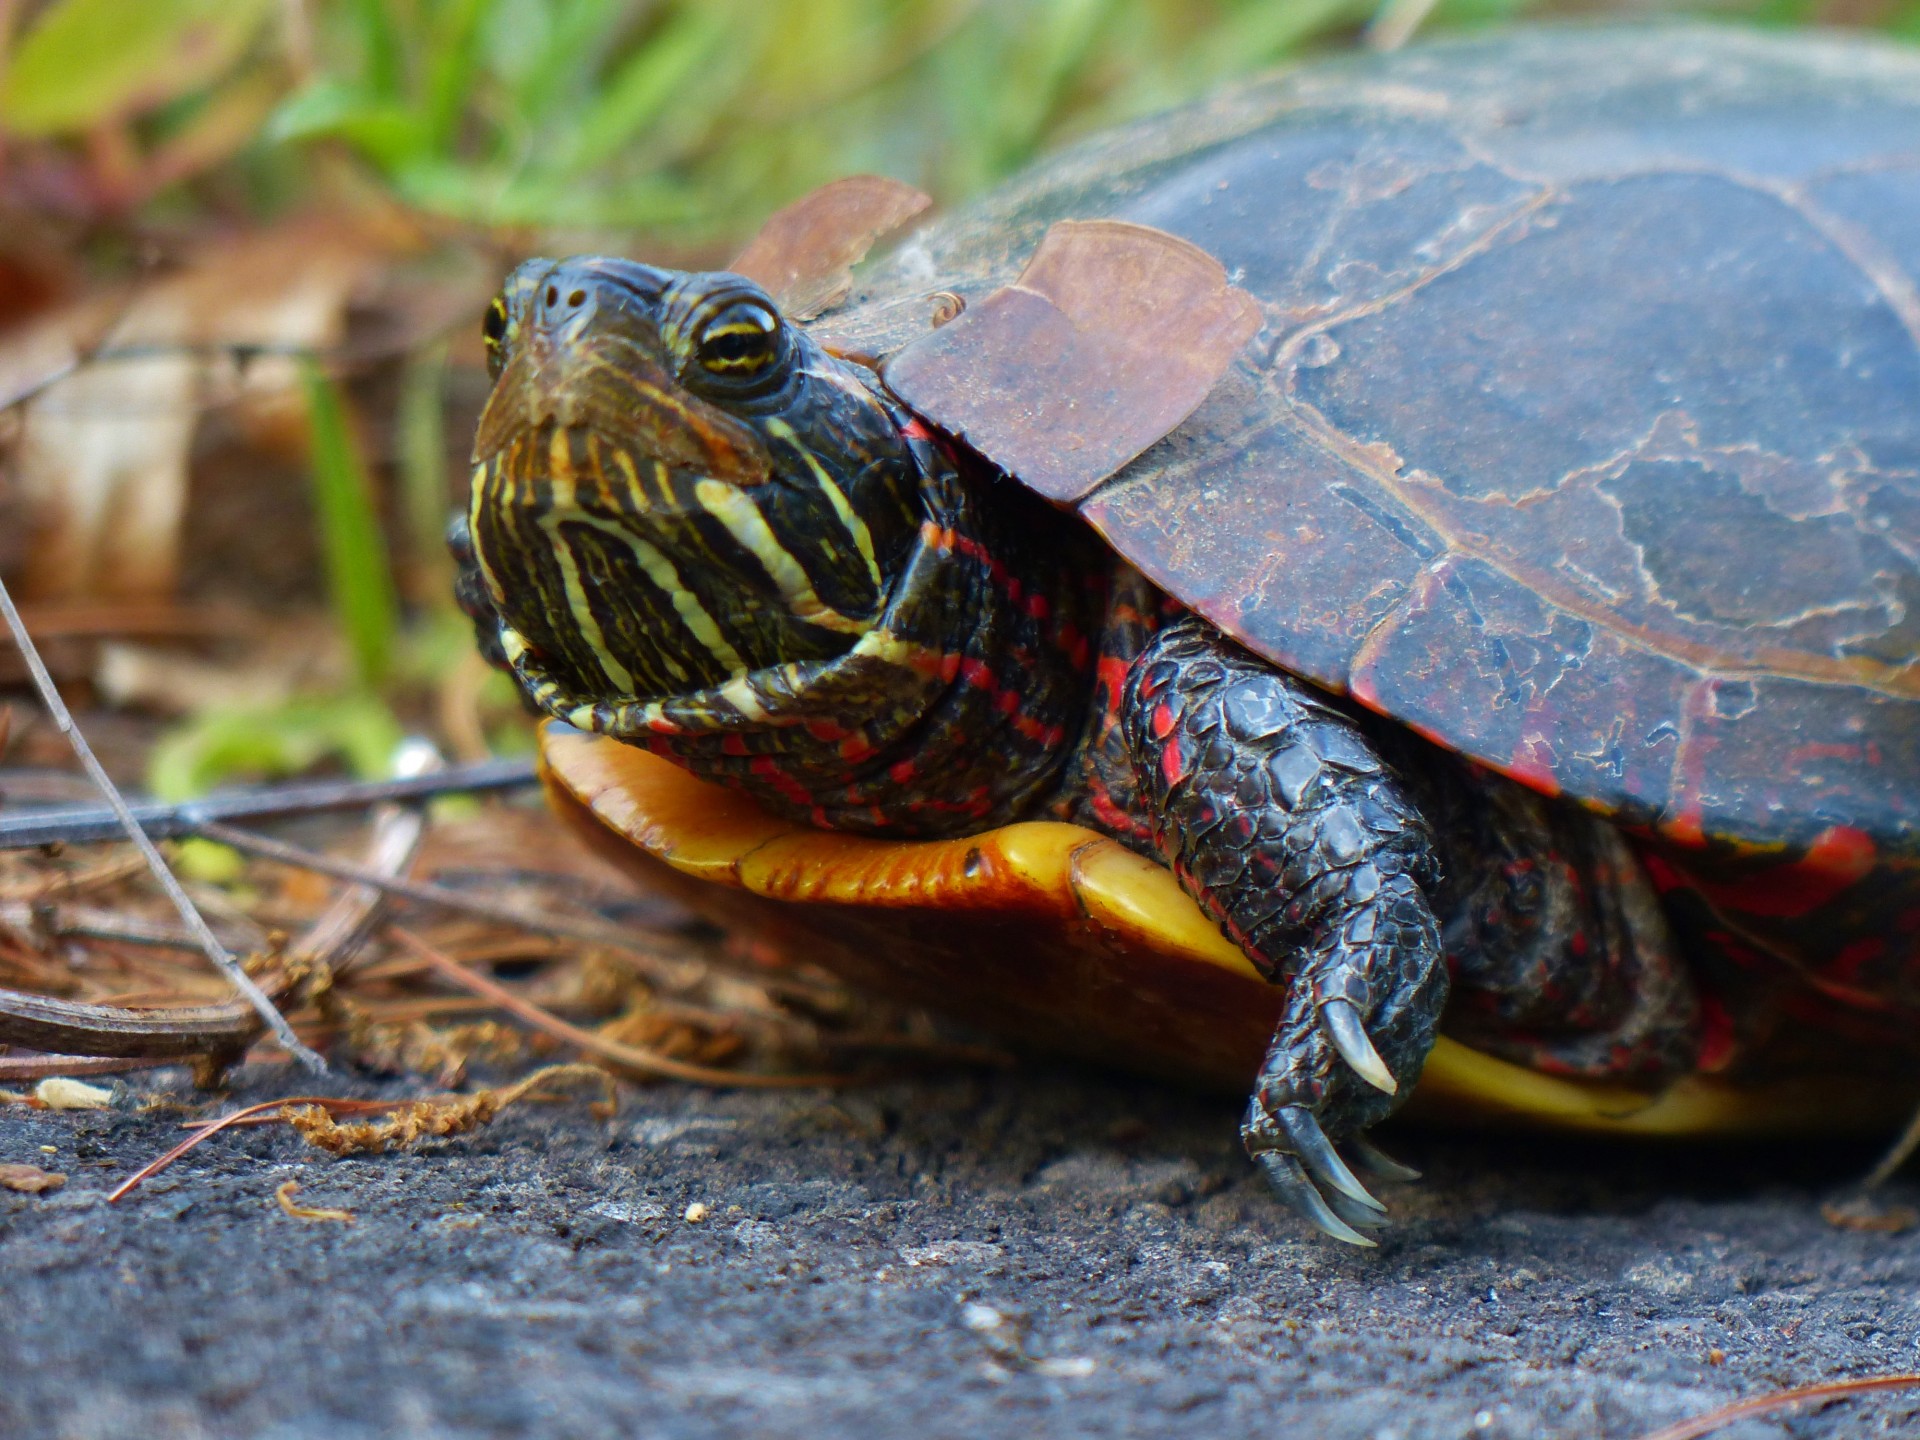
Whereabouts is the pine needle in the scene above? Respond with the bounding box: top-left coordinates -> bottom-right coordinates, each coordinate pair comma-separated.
0,575 -> 322,1070
1633,1374 -> 1920,1440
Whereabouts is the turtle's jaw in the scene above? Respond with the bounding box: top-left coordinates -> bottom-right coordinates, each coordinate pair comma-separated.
468,320 -> 911,710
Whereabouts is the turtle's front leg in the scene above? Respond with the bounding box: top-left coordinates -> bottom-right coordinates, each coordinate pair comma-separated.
1122,616 -> 1449,1245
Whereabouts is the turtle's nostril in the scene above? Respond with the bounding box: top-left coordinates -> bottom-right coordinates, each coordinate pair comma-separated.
545,285 -> 559,307
568,289 -> 587,307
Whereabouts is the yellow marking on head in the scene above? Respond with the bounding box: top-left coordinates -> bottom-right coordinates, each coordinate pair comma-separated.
604,444 -> 670,513
565,514 -> 747,680
765,418 -> 882,593
535,433 -> 635,696
584,432 -> 617,510
692,478 -> 870,635
545,427 -> 579,508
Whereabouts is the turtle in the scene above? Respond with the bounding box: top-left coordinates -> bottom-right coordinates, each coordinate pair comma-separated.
451,25 -> 1920,1245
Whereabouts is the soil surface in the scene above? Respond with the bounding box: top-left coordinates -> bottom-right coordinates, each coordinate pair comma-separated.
4,1061 -> 1919,1440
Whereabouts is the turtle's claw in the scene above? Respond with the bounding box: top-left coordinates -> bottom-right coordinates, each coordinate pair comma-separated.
1322,998 -> 1397,1095
1350,1135 -> 1421,1183
1324,1188 -> 1392,1231
1274,1105 -> 1385,1213
1255,1152 -> 1377,1247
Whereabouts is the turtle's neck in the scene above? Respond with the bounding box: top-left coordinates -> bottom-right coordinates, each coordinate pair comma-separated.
528,414 -> 1111,837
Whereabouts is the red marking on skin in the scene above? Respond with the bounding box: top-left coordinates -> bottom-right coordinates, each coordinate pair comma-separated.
1701,931 -> 1769,973
1828,936 -> 1887,985
899,417 -> 934,441
1695,994 -> 1735,1072
1160,741 -> 1186,788
930,523 -> 1092,668
720,736 -> 748,756
1148,701 -> 1176,742
645,715 -> 683,735
1096,655 -> 1130,698
1640,851 -> 1687,895
750,755 -> 813,810
838,737 -> 875,762
889,759 -> 917,785
1055,622 -> 1091,670
1086,785 -> 1150,842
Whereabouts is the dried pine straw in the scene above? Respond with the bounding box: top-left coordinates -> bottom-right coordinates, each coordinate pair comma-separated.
111,1063 -> 615,1202
1631,1374 -> 1920,1440
282,1061 -> 614,1156
3,754 -> 998,1216
274,1180 -> 353,1224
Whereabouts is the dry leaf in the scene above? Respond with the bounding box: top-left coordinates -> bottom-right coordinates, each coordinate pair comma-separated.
7,220 -> 395,604
0,1162 -> 66,1193
33,1076 -> 114,1110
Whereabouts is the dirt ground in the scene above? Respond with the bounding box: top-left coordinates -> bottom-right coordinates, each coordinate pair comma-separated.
4,1058 -> 1920,1440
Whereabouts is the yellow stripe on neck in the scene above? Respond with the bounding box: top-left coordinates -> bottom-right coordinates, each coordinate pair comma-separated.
693,478 -> 871,635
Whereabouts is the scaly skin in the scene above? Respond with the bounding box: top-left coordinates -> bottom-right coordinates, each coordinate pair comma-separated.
456,258 -> 1704,1244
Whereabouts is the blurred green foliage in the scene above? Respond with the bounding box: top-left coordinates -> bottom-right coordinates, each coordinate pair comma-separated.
3,0 -> 1918,240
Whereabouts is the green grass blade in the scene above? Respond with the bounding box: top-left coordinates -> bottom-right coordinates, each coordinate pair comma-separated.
299,356 -> 400,689
562,3 -> 737,175
398,341 -> 455,607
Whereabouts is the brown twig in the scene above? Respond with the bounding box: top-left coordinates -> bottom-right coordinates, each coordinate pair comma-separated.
199,821 -> 705,980
389,928 -> 855,1089
0,577 -> 320,1069
114,1064 -> 615,1201
0,1054 -> 173,1082
1632,1374 -> 1920,1440
0,749 -> 436,1065
0,898 -> 258,952
0,987 -> 262,1058
107,1094 -> 358,1202
1865,1100 -> 1920,1188
0,756 -> 534,848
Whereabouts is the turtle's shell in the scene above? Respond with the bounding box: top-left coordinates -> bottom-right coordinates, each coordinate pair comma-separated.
832,24 -> 1920,862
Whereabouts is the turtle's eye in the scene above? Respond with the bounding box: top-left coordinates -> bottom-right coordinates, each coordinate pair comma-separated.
693,299 -> 782,381
482,295 -> 509,381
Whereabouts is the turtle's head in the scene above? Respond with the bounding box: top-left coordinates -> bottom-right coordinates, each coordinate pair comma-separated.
468,256 -> 923,707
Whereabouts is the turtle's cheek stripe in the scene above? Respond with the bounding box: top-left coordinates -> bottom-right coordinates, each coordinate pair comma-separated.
767,417 -> 885,593
471,436 -> 764,700
692,477 -> 871,636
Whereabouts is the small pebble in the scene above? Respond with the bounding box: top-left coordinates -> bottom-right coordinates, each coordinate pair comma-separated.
684,1202 -> 710,1223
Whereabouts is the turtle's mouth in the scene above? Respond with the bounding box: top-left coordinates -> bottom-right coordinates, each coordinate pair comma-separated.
472,332 -> 769,498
